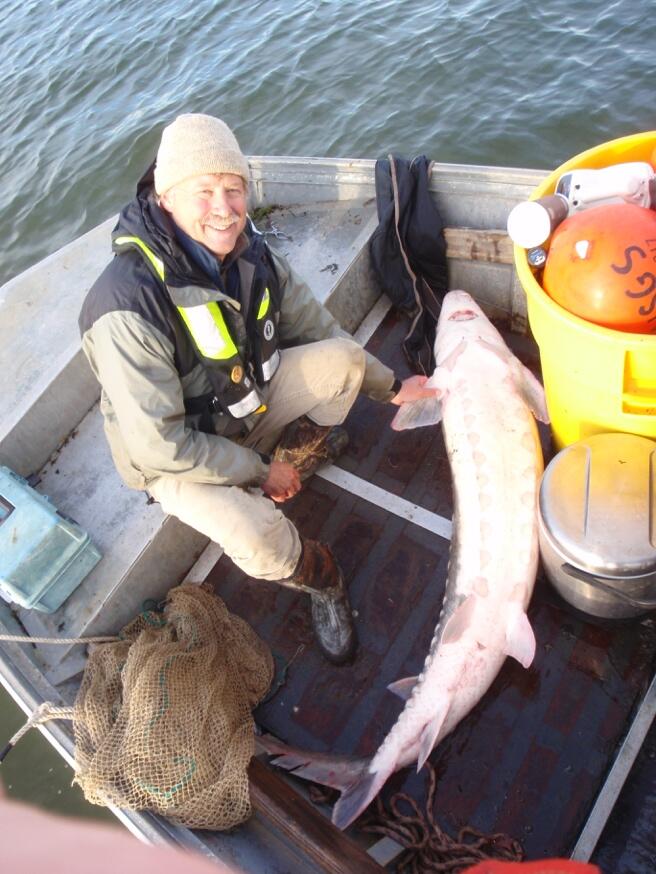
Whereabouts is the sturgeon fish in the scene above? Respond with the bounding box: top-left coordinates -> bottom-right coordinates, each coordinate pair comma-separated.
261,289 -> 549,830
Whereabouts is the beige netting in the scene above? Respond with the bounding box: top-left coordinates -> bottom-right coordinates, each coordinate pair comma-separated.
72,583 -> 274,830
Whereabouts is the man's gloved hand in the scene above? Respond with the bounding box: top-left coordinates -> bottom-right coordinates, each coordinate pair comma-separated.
390,374 -> 440,406
261,460 -> 302,502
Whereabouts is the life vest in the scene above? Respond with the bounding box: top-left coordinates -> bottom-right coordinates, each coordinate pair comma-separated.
113,232 -> 281,421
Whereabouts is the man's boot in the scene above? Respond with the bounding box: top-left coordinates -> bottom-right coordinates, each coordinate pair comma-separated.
273,416 -> 349,482
279,540 -> 357,665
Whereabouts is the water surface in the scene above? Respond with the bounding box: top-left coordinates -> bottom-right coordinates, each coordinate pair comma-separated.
2,0 -> 654,286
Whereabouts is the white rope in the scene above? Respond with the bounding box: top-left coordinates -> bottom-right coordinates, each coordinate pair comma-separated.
0,633 -> 120,644
1,701 -> 74,761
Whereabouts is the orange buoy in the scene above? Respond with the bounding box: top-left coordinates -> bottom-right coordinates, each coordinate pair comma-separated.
542,202 -> 656,333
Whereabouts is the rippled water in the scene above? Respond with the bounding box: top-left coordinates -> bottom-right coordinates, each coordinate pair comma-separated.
2,0 -> 655,286
1,0 -> 655,817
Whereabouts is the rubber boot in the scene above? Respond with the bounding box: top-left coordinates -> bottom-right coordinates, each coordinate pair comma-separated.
272,416 -> 349,481
279,540 -> 357,665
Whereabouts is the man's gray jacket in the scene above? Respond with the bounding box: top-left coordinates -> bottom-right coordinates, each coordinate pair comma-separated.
79,166 -> 396,491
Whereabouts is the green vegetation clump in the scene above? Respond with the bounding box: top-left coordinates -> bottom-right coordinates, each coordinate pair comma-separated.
250,204 -> 280,223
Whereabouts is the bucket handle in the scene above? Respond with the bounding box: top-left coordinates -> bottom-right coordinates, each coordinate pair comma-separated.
561,563 -> 656,610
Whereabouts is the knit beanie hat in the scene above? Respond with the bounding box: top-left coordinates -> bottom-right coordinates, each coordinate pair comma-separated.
154,113 -> 250,195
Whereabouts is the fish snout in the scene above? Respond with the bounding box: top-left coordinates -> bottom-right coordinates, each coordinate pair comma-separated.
448,308 -> 477,322
440,290 -> 481,323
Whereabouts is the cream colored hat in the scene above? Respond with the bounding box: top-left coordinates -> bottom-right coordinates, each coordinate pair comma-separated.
154,113 -> 249,195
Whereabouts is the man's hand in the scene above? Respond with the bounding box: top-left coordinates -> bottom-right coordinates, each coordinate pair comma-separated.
390,374 -> 440,406
261,460 -> 302,502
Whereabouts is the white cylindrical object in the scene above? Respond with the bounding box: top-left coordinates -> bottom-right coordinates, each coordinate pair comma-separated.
507,194 -> 569,248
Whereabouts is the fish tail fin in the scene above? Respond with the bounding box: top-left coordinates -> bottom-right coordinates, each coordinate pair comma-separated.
260,734 -> 388,831
258,733 -> 369,791
331,765 -> 393,830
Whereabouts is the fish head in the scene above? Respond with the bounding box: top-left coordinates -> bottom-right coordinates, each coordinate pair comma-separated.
435,290 -> 505,365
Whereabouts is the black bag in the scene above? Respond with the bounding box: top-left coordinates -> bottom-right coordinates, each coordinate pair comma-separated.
369,155 -> 448,374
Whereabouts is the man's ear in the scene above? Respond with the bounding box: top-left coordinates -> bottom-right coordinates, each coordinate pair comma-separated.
159,190 -> 173,212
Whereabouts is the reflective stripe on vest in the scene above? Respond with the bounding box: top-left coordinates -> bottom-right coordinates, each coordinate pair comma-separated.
229,388 -> 266,418
114,236 -> 165,281
257,287 -> 270,320
176,301 -> 239,360
261,347 -> 280,381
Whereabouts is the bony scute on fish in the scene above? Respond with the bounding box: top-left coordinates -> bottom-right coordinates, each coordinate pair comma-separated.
260,290 -> 549,831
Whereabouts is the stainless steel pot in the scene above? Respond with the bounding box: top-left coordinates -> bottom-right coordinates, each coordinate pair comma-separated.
538,432 -> 656,619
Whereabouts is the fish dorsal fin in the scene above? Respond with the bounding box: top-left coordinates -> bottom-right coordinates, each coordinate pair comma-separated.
504,606 -> 536,669
508,357 -> 550,424
416,699 -> 450,771
390,395 -> 443,432
387,676 -> 418,700
440,594 -> 477,645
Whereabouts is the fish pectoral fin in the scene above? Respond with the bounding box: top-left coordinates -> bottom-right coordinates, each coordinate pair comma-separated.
416,700 -> 450,771
390,396 -> 443,431
387,676 -> 419,701
508,357 -> 550,424
477,339 -> 549,424
441,594 -> 477,645
504,607 -> 537,669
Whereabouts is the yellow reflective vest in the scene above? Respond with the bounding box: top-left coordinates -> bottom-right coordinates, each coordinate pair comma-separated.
114,232 -> 281,421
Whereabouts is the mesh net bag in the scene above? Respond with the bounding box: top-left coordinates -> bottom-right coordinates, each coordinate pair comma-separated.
72,583 -> 274,830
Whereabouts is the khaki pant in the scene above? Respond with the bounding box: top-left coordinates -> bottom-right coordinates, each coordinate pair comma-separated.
148,338 -> 366,580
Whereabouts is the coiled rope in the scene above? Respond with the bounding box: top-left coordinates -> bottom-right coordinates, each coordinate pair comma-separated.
358,762 -> 524,873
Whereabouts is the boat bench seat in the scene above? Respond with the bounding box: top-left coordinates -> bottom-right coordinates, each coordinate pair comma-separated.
16,404 -> 209,684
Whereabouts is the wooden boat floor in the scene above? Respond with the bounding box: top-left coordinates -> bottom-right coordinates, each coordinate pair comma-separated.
205,307 -> 656,862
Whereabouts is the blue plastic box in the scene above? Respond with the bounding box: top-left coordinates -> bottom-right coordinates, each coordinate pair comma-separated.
0,466 -> 102,613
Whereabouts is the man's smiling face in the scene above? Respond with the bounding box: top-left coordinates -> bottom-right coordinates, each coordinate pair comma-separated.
159,172 -> 248,259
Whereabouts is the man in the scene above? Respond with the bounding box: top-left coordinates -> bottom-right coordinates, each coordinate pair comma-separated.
79,113 -> 433,665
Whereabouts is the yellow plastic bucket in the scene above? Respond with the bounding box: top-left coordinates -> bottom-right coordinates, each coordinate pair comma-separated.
514,131 -> 656,449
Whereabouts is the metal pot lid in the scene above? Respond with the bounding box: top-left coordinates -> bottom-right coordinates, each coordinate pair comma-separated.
539,432 -> 656,577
